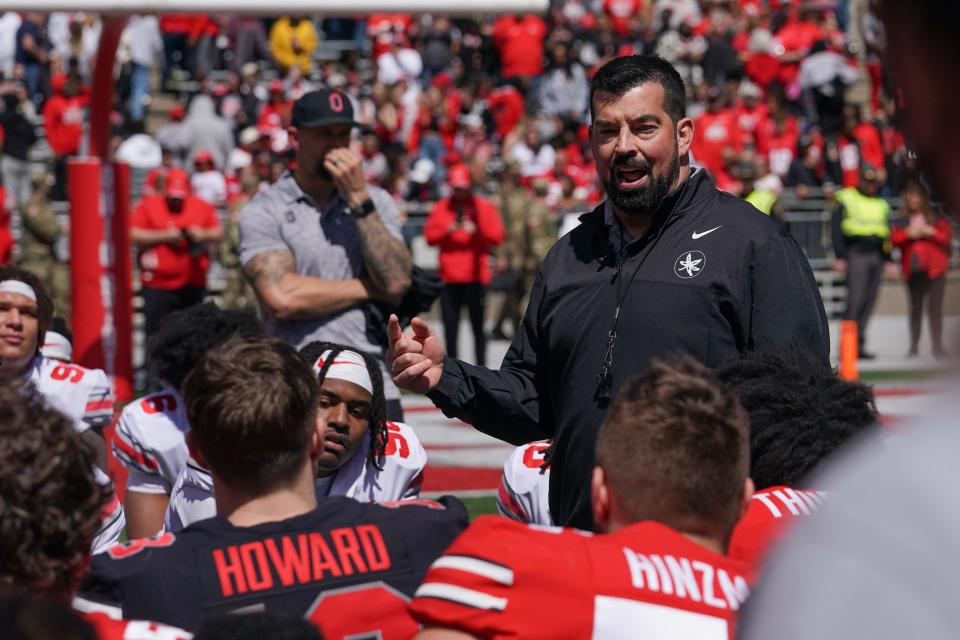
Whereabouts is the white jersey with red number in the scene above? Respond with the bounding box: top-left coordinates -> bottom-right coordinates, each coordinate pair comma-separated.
26,355 -> 114,433
164,421 -> 427,532
411,517 -> 755,639
728,485 -> 828,569
92,466 -> 127,555
113,388 -> 190,496
497,440 -> 552,525
80,611 -> 192,640
25,355 -> 122,552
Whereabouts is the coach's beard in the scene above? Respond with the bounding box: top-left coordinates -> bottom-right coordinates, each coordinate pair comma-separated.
606,148 -> 680,216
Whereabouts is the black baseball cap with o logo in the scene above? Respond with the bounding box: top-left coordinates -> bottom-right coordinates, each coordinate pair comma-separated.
292,88 -> 361,129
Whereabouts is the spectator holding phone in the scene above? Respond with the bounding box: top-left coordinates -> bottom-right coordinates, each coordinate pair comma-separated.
131,168 -> 222,337
891,179 -> 952,358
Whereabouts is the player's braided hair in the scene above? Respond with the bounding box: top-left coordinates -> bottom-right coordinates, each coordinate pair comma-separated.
146,302 -> 263,390
714,347 -> 879,490
298,341 -> 388,471
0,383 -> 107,599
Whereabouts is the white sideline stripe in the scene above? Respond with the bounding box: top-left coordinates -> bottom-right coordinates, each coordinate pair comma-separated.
432,555 -> 514,585
416,582 -> 508,611
73,597 -> 123,619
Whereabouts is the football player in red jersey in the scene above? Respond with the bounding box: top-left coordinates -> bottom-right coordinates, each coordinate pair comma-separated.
80,335 -> 467,635
716,348 -> 879,568
410,358 -> 754,639
0,385 -> 189,640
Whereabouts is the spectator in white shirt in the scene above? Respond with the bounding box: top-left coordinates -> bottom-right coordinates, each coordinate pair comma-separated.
509,125 -> 556,180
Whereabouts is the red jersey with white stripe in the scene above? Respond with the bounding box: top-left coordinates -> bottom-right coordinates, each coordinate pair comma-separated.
728,485 -> 827,568
496,440 -> 552,525
164,421 -> 427,532
26,355 -> 114,433
81,612 -> 191,640
410,517 -> 754,639
113,388 -> 190,496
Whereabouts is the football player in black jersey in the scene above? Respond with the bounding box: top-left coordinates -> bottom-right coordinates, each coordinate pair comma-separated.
80,335 -> 467,636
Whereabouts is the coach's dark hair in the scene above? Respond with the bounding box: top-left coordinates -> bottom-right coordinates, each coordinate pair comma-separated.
589,55 -> 687,125
0,384 -> 107,599
595,358 -> 749,541
714,347 -> 878,490
183,335 -> 318,492
148,302 -> 263,390
0,265 -> 54,355
298,341 -> 388,470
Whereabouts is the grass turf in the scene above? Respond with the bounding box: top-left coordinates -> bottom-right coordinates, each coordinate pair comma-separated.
460,495 -> 499,520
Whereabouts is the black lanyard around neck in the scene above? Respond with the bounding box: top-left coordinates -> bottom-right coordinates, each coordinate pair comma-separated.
594,179 -> 689,406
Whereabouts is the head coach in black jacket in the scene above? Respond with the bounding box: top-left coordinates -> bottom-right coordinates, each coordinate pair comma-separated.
387,55 -> 830,530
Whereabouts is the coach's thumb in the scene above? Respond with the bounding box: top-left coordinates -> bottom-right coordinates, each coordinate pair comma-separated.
411,317 -> 434,339
387,314 -> 403,344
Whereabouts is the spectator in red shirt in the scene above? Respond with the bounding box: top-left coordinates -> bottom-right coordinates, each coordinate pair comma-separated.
733,81 -> 768,146
487,81 -> 525,141
827,104 -> 885,188
756,110 -> 799,178
604,0 -> 646,38
692,89 -> 740,178
423,164 -> 504,366
492,15 -> 547,80
0,185 -> 11,264
744,28 -> 780,91
130,168 -> 222,337
42,75 -> 86,202
891,180 -> 952,358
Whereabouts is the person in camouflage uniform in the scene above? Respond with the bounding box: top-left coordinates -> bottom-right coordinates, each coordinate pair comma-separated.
218,171 -> 259,310
490,166 -> 557,339
19,174 -> 70,318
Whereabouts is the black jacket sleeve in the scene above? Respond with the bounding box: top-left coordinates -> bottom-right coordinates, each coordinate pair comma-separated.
749,233 -> 831,364
426,272 -> 550,445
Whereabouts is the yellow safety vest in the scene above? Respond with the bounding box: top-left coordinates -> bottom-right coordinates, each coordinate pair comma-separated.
745,190 -> 778,216
835,187 -> 890,238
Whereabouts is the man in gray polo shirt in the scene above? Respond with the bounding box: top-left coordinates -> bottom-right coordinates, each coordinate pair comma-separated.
239,89 -> 412,417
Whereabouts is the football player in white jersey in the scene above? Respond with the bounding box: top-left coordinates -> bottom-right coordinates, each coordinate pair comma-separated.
0,266 -> 123,553
165,341 -> 427,532
497,439 -> 553,525
113,302 -> 262,538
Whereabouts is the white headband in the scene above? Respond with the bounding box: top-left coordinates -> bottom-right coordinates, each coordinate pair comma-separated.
41,331 -> 73,362
313,349 -> 373,395
0,280 -> 37,301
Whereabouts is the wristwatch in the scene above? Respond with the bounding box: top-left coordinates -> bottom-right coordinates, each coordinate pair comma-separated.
349,198 -> 376,218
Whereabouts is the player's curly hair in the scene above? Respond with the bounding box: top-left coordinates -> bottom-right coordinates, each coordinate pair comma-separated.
146,302 -> 263,390
0,383 -> 107,599
714,347 -> 879,490
0,265 -> 54,354
298,341 -> 388,471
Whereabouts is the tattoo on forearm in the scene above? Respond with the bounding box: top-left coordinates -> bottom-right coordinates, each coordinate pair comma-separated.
356,215 -> 412,294
242,249 -> 295,289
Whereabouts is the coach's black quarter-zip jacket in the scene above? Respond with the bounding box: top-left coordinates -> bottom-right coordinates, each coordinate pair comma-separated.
427,168 -> 830,530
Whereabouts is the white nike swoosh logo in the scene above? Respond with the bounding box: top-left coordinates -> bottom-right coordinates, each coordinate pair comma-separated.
692,226 -> 722,240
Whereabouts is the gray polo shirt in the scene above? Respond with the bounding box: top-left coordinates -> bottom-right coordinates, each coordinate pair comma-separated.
238,173 -> 403,400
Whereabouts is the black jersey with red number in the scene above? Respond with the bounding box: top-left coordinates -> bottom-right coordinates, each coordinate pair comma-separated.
79,496 -> 467,637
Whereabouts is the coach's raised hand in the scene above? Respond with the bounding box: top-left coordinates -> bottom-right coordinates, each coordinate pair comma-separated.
387,314 -> 444,394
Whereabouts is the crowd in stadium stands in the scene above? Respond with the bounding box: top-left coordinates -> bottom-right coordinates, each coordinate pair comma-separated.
0,4 -> 951,637
0,3 -> 916,289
